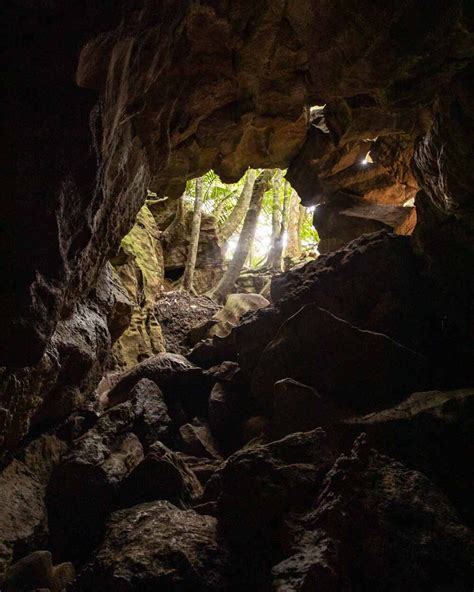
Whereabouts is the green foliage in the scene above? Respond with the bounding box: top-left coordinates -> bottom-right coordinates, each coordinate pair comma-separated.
300,209 -> 320,247
183,168 -> 319,266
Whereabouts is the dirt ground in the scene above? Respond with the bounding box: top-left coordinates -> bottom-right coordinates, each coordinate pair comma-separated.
154,290 -> 221,354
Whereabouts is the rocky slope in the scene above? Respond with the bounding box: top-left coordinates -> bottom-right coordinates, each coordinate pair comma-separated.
1,233 -> 473,590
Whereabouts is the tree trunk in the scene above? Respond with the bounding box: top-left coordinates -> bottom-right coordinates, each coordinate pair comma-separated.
181,177 -> 204,292
161,195 -> 185,248
270,179 -> 291,272
220,169 -> 257,243
285,189 -> 301,265
211,170 -> 273,303
297,204 -> 305,254
265,170 -> 284,268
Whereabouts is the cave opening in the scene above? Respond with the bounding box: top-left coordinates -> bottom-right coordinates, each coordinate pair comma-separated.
1,2 -> 473,591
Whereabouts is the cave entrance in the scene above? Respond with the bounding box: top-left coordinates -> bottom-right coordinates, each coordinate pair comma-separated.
109,167 -> 319,365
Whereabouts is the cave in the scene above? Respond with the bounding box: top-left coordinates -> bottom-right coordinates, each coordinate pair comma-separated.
1,2 -> 473,590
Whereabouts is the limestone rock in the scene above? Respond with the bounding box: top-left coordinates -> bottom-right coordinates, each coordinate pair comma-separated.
46,374 -> 183,561
175,453 -> 223,486
339,387 -> 474,525
209,293 -> 270,339
118,441 -> 202,508
0,461 -> 47,573
0,265 -> 131,456
0,433 -> 65,572
315,204 -> 415,253
106,353 -> 206,420
252,304 -> 430,413
16,434 -> 66,488
188,293 -> 269,348
46,421 -> 144,562
73,501 -> 232,591
207,429 -> 335,549
0,551 -> 74,592
180,419 -> 222,460
111,204 -> 166,369
271,378 -> 334,439
271,437 -> 474,591
121,378 -> 176,450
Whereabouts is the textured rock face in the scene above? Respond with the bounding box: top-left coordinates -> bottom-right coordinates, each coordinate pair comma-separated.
73,501 -> 232,592
111,204 -> 166,369
4,0 -> 473,371
271,438 -> 474,591
118,440 -> 202,507
46,375 -> 182,561
0,551 -> 74,592
252,304 -> 430,413
2,3 -> 146,368
2,3 -> 474,590
106,352 -> 208,422
187,292 -> 269,347
191,232 -> 434,375
0,461 -> 48,573
340,387 -> 474,524
0,435 -> 65,572
0,265 -> 132,455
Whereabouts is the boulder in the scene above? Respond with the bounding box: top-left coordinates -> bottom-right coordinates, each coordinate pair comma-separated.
16,434 -> 66,488
314,202 -> 416,254
271,436 -> 474,591
123,378 -> 176,450
0,433 -> 65,572
47,375 -> 182,561
208,382 -> 245,451
207,429 -> 335,547
339,387 -> 474,525
252,304 -> 430,413
0,551 -> 74,592
271,378 -> 335,438
106,352 -> 208,421
189,232 -> 434,378
0,461 -> 47,573
202,293 -> 269,341
73,501 -> 232,591
180,419 -> 222,460
175,453 -> 223,486
46,414 -> 144,562
118,441 -> 202,507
